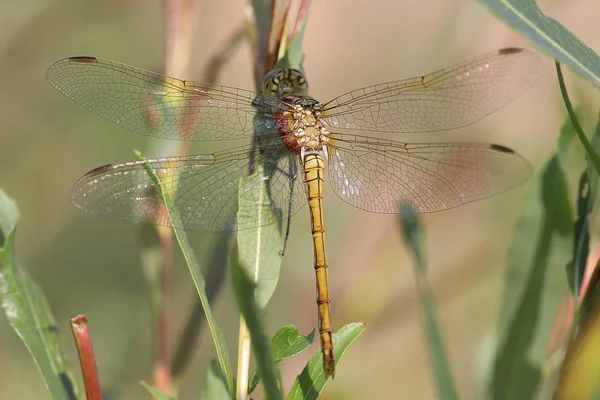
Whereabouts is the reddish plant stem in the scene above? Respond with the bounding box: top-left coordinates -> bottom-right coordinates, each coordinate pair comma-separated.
163,0 -> 202,84
151,0 -> 203,393
152,224 -> 174,393
169,24 -> 244,383
70,315 -> 101,400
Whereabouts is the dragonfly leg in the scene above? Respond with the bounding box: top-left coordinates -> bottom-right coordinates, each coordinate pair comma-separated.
280,205 -> 292,256
276,159 -> 299,256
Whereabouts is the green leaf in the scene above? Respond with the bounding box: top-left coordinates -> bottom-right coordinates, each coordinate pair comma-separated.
587,108 -> 600,210
556,63 -> 600,176
0,189 -> 17,243
201,361 -> 232,400
134,151 -> 234,395
477,0 -> 600,87
588,111 -> 600,209
139,381 -> 175,400
276,17 -> 308,70
398,204 -> 460,400
272,325 -> 316,361
249,325 -> 316,393
237,163 -> 284,309
230,246 -> 282,400
568,109 -> 600,299
286,323 -> 365,400
570,174 -> 592,297
0,189 -> 79,400
556,107 -> 578,163
491,123 -> 573,399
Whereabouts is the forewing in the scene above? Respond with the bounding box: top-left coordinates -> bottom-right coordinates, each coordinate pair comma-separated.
47,56 -> 292,140
71,140 -> 307,231
327,133 -> 532,214
321,48 -> 542,133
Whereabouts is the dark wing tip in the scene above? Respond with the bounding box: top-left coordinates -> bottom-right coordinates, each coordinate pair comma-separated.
490,144 -> 516,154
67,56 -> 99,63
498,47 -> 524,55
83,163 -> 116,178
47,56 -> 99,85
70,164 -> 116,208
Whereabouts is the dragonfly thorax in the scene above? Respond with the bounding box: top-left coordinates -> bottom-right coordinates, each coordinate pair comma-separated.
288,95 -> 322,109
278,100 -> 330,155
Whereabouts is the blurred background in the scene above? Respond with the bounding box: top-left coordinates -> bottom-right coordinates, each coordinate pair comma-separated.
1,0 -> 600,398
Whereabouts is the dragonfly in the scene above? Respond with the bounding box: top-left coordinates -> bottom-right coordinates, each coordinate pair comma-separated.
47,47 -> 541,378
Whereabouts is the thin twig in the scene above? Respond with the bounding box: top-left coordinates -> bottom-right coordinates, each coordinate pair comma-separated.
204,23 -> 247,85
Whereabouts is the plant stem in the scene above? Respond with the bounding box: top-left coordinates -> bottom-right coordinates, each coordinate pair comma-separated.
236,316 -> 252,400
152,226 -> 173,393
148,0 -> 204,393
70,315 -> 102,400
169,23 -> 245,384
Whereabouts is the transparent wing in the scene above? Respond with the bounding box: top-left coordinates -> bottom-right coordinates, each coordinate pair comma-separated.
47,56 -> 293,141
327,133 -> 531,213
321,48 -> 542,133
71,139 -> 307,231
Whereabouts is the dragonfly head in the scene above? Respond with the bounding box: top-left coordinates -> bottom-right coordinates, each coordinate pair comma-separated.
262,68 -> 308,97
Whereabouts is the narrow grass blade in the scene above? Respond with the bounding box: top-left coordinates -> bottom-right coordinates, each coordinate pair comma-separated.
201,361 -> 232,400
477,0 -> 600,87
134,151 -> 234,395
0,189 -> 79,400
398,203 -> 460,400
230,246 -> 282,400
171,233 -> 229,382
286,323 -> 365,400
491,122 -> 574,399
399,203 -> 425,270
249,326 -> 316,393
140,381 -> 175,400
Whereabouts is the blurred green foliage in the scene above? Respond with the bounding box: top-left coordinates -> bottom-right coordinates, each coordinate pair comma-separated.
0,190 -> 79,399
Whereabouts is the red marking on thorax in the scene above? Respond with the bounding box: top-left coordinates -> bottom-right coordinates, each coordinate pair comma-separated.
274,111 -> 301,154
